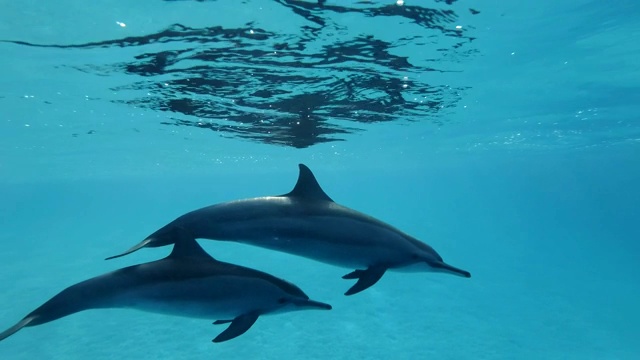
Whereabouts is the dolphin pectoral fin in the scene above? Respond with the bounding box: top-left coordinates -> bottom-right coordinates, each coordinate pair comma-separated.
212,313 -> 260,343
342,266 -> 387,296
213,319 -> 232,325
0,316 -> 36,342
105,238 -> 153,260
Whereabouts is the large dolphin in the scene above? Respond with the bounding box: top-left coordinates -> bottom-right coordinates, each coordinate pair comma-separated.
0,237 -> 331,343
108,164 -> 471,295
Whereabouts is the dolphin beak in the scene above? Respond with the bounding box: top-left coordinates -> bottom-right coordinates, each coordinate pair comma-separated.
433,261 -> 471,278
291,298 -> 333,310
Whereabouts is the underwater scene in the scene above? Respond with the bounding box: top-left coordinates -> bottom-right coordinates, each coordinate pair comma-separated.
0,1 -> 639,359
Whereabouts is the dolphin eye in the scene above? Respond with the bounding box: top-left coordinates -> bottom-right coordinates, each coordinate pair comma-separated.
278,298 -> 287,304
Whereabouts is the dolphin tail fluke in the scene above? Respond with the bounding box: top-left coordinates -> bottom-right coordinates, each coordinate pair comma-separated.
0,316 -> 36,342
212,313 -> 259,343
342,266 -> 387,296
105,238 -> 153,260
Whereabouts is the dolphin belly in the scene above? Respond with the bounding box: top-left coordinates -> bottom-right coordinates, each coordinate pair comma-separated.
112,276 -> 281,320
205,216 -> 416,269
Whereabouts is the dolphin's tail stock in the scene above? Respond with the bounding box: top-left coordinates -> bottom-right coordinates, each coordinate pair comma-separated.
0,316 -> 37,342
106,223 -> 192,260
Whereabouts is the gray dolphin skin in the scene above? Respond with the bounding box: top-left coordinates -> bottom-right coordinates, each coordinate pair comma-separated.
0,237 -> 331,343
108,164 -> 471,295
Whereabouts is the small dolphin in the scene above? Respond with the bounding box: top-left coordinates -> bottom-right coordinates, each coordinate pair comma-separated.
108,164 -> 471,295
0,237 -> 331,343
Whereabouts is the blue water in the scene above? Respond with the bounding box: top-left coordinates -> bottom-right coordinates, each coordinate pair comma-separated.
1,1 -> 639,359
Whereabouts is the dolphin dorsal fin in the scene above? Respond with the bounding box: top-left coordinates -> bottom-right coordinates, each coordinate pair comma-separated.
283,164 -> 334,202
168,233 -> 215,260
